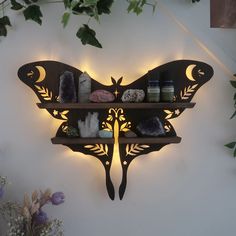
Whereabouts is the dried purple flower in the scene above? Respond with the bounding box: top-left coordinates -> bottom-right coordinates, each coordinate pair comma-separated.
34,210 -> 48,225
0,186 -> 4,199
51,192 -> 65,205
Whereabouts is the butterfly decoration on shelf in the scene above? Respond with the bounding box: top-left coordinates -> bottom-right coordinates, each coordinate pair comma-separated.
18,60 -> 214,200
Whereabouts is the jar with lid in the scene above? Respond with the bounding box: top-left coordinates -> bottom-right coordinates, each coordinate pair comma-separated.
161,80 -> 174,102
147,80 -> 160,102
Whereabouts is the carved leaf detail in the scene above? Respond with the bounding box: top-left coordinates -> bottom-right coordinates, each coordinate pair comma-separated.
60,110 -> 69,120
126,144 -> 150,157
84,144 -> 108,157
164,110 -> 174,119
35,85 -> 52,101
180,84 -> 198,100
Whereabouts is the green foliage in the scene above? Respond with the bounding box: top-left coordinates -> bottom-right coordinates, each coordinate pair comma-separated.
61,11 -> 70,28
225,74 -> 236,157
10,0 -> 23,10
76,24 -> 102,48
23,5 -> 43,25
127,0 -> 156,15
225,142 -> 236,157
0,0 -> 157,47
0,16 -> 11,36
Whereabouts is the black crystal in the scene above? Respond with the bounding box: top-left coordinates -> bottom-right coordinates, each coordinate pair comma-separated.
136,117 -> 165,136
59,71 -> 77,103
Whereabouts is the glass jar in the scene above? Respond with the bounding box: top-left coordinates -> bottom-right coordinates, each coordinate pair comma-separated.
147,80 -> 160,102
161,80 -> 174,102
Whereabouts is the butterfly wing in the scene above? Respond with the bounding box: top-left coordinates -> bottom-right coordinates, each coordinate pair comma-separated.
18,60 -> 116,199
17,60 -> 110,120
117,60 -> 214,199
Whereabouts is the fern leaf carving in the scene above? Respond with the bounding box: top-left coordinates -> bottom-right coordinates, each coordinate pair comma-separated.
35,85 -> 53,101
180,84 -> 198,100
126,144 -> 150,157
84,144 -> 109,157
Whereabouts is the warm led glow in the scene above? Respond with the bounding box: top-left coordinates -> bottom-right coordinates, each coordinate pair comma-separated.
64,149 -> 92,161
36,108 -> 62,130
36,52 -> 60,61
119,59 -> 164,86
136,59 -> 164,76
74,60 -> 98,80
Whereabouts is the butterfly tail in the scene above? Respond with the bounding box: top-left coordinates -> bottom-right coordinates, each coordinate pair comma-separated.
119,166 -> 128,200
105,169 -> 115,200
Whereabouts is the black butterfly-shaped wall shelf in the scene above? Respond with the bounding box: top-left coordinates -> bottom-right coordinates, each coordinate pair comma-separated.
18,60 -> 213,200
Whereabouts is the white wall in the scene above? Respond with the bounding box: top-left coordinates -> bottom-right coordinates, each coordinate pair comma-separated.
1,0 -> 236,235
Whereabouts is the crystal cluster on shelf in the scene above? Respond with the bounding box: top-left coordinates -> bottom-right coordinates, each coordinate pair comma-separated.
78,112 -> 99,138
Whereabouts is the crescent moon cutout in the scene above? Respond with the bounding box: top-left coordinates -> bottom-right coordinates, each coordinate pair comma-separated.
35,66 -> 46,83
186,64 -> 196,81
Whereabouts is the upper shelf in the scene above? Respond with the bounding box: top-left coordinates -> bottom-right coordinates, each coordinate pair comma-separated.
37,102 -> 196,109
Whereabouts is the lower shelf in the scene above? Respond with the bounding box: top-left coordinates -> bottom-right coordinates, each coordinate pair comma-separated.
51,136 -> 182,144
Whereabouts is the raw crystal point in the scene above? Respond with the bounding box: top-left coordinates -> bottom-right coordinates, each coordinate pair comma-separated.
121,89 -> 145,102
89,90 -> 115,103
78,112 -> 99,138
59,71 -> 77,103
78,72 -> 91,103
98,130 -> 113,138
136,117 -> 165,136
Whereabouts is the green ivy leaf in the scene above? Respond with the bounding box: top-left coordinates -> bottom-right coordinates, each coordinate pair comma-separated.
0,16 -> 11,37
127,0 -> 146,15
11,0 -> 24,10
225,142 -> 236,149
76,24 -> 102,48
62,12 -> 70,28
0,16 -> 11,26
71,0 -> 80,9
230,80 -> 236,88
23,5 -> 43,25
97,0 -> 113,14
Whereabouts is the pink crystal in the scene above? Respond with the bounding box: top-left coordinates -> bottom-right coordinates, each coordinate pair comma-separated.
89,90 -> 115,103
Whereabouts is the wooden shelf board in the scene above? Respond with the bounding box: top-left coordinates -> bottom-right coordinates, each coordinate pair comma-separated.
37,102 -> 195,109
51,136 -> 181,145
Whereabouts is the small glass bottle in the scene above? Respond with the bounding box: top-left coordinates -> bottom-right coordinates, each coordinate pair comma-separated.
161,80 -> 174,102
147,80 -> 160,102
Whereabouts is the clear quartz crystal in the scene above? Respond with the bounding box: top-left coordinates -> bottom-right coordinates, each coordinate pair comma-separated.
78,72 -> 91,103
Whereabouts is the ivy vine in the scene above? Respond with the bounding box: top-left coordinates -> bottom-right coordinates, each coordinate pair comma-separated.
0,0 -> 200,48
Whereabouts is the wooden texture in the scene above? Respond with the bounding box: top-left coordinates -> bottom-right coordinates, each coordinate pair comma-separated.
51,137 -> 181,144
37,102 -> 196,109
